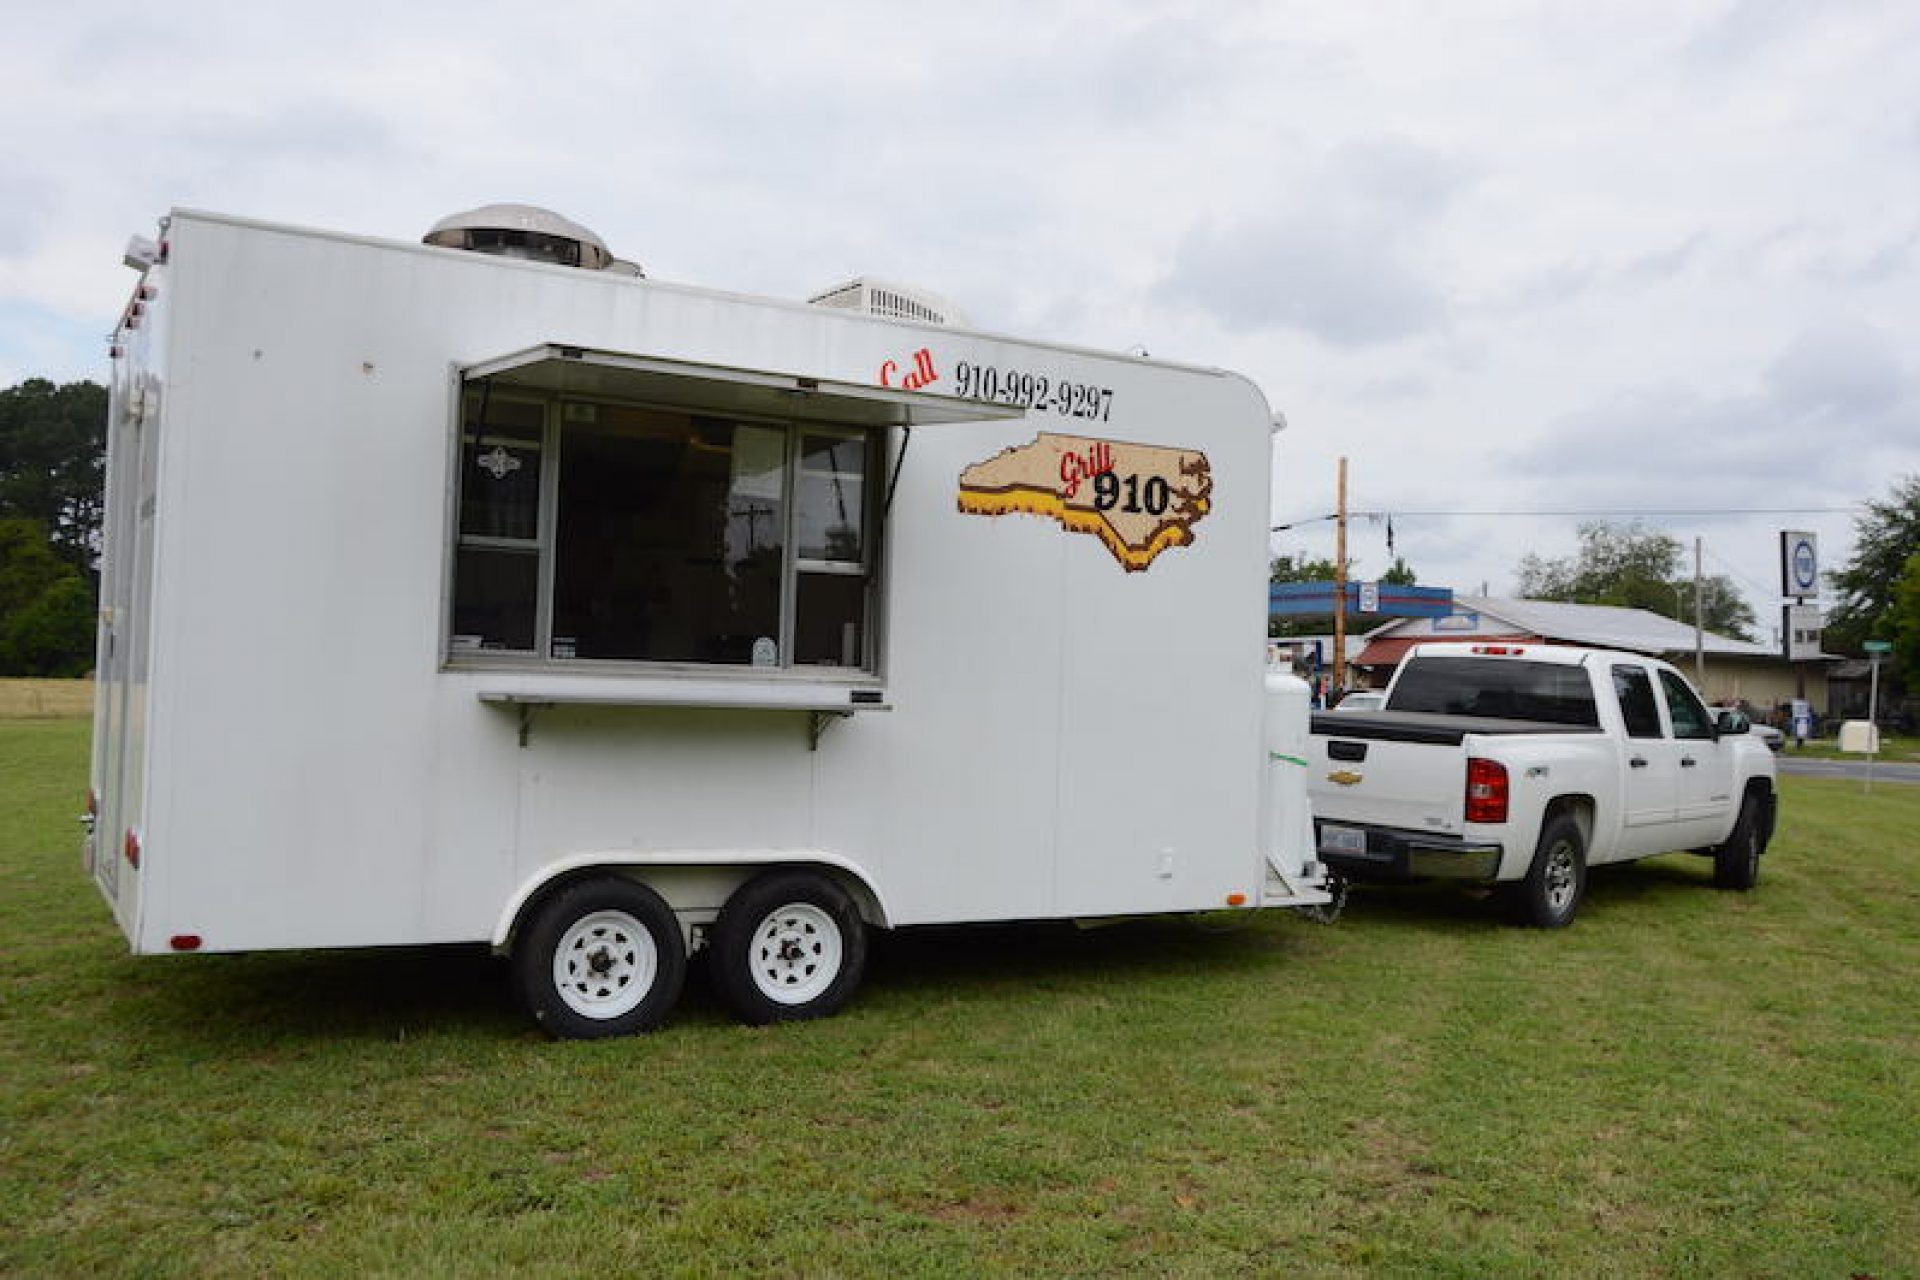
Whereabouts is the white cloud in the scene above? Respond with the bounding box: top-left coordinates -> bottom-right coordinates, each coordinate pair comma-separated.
4,0 -> 1918,622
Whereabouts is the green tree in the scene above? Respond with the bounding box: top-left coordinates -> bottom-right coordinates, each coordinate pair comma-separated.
1890,553 -> 1920,688
1826,474 -> 1920,656
0,517 -> 96,676
0,378 -> 108,575
1516,521 -> 1756,640
1269,553 -> 1340,583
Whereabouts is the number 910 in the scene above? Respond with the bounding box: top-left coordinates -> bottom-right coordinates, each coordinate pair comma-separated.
1092,471 -> 1171,516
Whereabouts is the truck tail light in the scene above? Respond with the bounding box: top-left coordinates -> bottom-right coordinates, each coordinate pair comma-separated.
1465,758 -> 1509,824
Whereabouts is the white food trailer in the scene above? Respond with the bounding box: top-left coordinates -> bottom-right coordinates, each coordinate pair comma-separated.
87,206 -> 1330,1037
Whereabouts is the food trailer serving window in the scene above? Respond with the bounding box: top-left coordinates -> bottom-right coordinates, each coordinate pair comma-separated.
447,345 -> 1009,679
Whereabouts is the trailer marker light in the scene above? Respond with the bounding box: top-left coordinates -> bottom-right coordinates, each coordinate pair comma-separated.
169,935 -> 203,952
123,828 -> 142,868
1226,892 -> 1248,907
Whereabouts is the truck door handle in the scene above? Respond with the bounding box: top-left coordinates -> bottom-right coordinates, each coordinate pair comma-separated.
1629,757 -> 1648,769
1680,757 -> 1697,768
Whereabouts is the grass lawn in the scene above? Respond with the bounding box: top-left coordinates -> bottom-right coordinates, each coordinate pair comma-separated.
1786,732 -> 1920,763
2,715 -> 1916,1277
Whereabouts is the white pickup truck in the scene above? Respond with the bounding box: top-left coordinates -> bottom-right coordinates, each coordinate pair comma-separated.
1306,643 -> 1778,927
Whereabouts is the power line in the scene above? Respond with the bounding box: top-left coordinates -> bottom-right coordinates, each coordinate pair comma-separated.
1271,506 -> 1858,531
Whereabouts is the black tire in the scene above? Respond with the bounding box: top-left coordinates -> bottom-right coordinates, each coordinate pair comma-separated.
512,877 -> 687,1039
1511,813 -> 1587,928
709,870 -> 868,1026
1713,794 -> 1765,891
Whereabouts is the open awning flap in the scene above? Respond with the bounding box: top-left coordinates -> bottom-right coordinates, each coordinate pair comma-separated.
462,344 -> 1022,428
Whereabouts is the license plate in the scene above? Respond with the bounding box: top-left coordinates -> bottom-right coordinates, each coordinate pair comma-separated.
1319,825 -> 1367,857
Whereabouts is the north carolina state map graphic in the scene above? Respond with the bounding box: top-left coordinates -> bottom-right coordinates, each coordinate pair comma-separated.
956,433 -> 1212,572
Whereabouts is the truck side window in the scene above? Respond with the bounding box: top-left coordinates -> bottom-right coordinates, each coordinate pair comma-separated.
1657,670 -> 1714,740
1611,665 -> 1663,739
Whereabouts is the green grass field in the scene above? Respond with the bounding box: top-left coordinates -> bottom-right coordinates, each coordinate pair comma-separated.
2,714 -> 1916,1277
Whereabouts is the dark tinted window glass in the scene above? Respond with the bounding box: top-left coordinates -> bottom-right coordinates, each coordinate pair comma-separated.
459,396 -> 544,540
1611,665 -> 1663,738
1659,669 -> 1714,740
552,407 -> 784,663
450,547 -> 538,652
1389,657 -> 1600,727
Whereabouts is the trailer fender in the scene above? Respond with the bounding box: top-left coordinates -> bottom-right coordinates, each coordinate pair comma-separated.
492,851 -> 894,951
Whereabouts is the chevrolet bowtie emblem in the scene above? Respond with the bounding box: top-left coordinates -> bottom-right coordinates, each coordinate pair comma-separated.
1326,770 -> 1364,787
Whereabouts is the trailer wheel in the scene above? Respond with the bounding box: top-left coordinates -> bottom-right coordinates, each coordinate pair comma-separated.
513,877 -> 687,1039
710,871 -> 868,1025
1712,794 -> 1765,891
1511,814 -> 1586,929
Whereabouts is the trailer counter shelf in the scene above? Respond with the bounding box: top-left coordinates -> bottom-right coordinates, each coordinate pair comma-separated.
88,206 -> 1332,1040
474,673 -> 891,748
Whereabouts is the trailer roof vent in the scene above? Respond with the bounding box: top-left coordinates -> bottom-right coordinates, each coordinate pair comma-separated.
809,277 -> 967,327
424,204 -> 642,276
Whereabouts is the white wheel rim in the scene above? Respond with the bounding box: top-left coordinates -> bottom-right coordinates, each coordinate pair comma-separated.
748,901 -> 843,1006
552,909 -> 658,1020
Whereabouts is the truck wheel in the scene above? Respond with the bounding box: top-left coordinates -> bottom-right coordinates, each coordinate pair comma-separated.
1713,795 -> 1765,891
710,870 -> 868,1026
513,877 -> 687,1039
1512,814 -> 1587,928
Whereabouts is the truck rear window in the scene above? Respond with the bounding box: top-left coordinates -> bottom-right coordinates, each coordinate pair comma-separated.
1388,657 -> 1600,727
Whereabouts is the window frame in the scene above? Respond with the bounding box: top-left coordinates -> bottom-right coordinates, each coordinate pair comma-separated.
445,383 -> 884,676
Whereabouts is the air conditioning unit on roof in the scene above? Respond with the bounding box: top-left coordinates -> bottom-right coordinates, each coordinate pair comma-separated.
808,276 -> 967,328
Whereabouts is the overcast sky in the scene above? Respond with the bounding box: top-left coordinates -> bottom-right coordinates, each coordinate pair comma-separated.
5,0 -> 1916,638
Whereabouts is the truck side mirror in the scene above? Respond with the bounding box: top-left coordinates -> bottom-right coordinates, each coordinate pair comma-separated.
1715,710 -> 1749,737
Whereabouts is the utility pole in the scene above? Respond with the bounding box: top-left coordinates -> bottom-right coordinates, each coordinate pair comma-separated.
1333,457 -> 1348,696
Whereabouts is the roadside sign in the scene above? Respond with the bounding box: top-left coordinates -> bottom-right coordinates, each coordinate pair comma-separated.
1358,581 -> 1380,614
1783,603 -> 1823,662
1780,531 -> 1819,599
1864,640 -> 1893,654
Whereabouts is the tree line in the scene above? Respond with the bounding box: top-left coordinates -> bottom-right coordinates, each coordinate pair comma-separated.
1,379 -> 103,676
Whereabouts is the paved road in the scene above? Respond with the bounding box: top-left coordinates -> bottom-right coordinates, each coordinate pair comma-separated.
1776,754 -> 1920,785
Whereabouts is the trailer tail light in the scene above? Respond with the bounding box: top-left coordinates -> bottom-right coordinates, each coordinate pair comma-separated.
1465,759 -> 1509,824
123,828 -> 142,868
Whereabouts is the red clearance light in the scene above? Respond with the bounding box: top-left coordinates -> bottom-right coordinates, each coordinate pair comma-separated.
169,935 -> 203,952
123,828 -> 142,868
1465,758 -> 1510,824
86,789 -> 99,818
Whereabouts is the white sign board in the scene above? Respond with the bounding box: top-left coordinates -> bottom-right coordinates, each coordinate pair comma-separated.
1358,581 -> 1379,614
1780,530 -> 1819,599
1783,603 -> 1823,661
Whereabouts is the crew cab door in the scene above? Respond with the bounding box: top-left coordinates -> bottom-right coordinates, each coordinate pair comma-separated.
1658,668 -> 1738,847
1609,662 -> 1682,858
